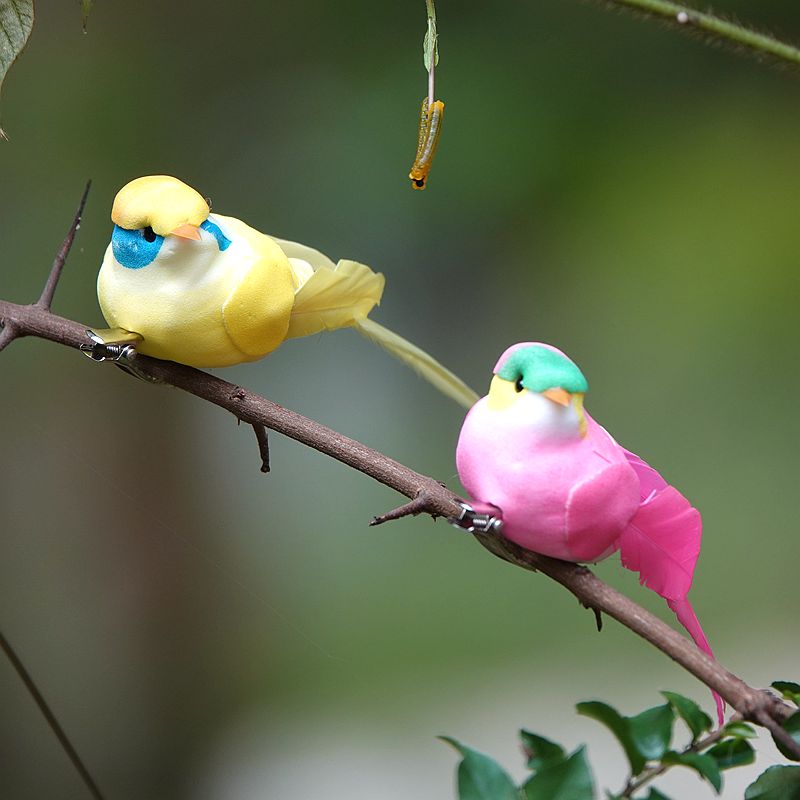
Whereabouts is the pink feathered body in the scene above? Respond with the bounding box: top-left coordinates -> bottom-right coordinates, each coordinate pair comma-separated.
458,405 -> 641,563
456,343 -> 723,724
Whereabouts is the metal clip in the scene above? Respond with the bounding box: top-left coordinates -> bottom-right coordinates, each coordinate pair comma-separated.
80,330 -> 138,363
79,329 -> 161,383
449,503 -> 503,535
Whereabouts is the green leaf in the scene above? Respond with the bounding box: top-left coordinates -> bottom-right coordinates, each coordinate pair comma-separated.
628,704 -> 674,761
577,701 -> 645,775
661,750 -> 722,793
0,0 -> 33,118
81,0 -> 93,31
522,746 -> 594,800
422,18 -> 438,72
439,737 -> 518,800
708,738 -> 755,770
772,681 -> 800,693
772,710 -> 800,762
772,681 -> 800,706
662,691 -> 713,741
745,766 -> 800,799
724,721 -> 758,739
519,730 -> 566,772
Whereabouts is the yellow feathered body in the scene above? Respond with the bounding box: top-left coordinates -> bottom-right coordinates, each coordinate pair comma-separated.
99,214 -> 296,366
96,176 -> 478,408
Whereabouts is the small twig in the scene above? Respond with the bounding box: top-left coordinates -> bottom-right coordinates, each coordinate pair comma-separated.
370,490 -> 435,526
36,180 -> 91,312
0,320 -> 19,352
0,631 -> 105,800
591,0 -> 800,71
754,706 -> 800,759
252,423 -> 271,473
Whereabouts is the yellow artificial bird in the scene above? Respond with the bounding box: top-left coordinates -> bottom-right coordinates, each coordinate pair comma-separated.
95,175 -> 478,408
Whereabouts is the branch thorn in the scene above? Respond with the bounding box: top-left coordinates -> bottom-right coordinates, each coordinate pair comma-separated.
252,423 -> 271,473
370,491 -> 433,526
36,180 -> 92,312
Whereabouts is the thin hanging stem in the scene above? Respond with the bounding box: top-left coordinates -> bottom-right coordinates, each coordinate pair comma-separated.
425,0 -> 438,104
428,51 -> 435,105
597,0 -> 800,70
1,631 -> 105,800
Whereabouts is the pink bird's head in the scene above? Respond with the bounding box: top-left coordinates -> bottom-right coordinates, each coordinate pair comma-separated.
481,342 -> 590,439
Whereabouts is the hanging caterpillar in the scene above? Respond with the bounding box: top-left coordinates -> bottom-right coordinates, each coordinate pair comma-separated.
408,97 -> 444,190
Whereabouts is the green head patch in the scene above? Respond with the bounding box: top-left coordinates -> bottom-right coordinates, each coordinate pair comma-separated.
496,345 -> 588,394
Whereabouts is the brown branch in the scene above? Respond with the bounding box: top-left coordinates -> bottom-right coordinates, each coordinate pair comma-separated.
0,631 -> 105,800
475,532 -> 795,742
37,181 -> 92,312
0,204 -> 797,759
3,295 -> 796,757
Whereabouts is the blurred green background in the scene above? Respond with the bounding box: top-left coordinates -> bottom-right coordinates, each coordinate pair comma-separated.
1,2 -> 799,797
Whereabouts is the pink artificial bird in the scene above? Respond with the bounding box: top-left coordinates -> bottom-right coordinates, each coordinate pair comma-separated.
456,342 -> 724,725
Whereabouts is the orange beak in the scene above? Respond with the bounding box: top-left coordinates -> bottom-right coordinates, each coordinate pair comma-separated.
171,223 -> 202,241
542,387 -> 572,406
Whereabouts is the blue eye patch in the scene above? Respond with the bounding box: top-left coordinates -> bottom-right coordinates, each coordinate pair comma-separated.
112,218 -> 231,270
111,224 -> 164,270
201,218 -> 232,251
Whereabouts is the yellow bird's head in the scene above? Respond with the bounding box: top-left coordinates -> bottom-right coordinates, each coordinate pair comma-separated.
98,175 -> 299,368
111,175 -> 210,239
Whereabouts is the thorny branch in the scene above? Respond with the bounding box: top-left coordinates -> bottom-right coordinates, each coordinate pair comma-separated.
1,188 -> 799,770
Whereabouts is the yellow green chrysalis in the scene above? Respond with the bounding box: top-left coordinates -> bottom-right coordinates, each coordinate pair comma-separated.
409,98 -> 444,190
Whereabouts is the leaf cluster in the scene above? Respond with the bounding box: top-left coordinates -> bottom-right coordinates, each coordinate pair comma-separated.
441,733 -> 593,800
442,685 -> 800,799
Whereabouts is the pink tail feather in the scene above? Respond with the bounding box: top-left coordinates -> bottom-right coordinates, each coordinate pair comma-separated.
668,596 -> 725,726
619,449 -> 724,726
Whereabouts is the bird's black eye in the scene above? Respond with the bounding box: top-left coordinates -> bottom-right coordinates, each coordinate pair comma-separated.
143,226 -> 157,242
514,377 -> 524,393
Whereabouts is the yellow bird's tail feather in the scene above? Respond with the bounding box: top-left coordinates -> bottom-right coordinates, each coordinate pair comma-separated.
353,317 -> 479,410
286,258 -> 385,339
272,236 -> 479,409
